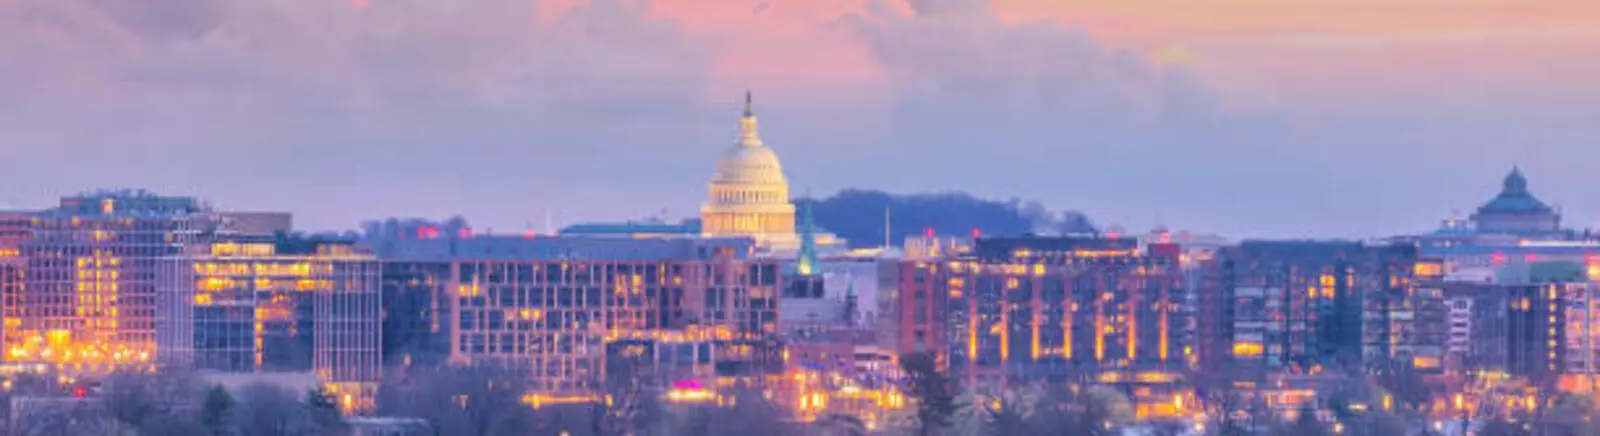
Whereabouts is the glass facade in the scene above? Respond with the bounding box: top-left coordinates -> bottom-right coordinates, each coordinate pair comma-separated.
155,241 -> 381,385
375,237 -> 782,397
1202,242 -> 1445,374
6,193 -> 214,371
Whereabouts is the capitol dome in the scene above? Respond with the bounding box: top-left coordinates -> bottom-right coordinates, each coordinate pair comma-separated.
711,123 -> 788,187
701,92 -> 797,244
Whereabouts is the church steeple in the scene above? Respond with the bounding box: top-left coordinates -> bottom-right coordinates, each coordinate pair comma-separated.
796,200 -> 818,276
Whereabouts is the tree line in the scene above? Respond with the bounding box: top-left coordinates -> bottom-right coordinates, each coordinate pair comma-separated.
3,371 -> 344,436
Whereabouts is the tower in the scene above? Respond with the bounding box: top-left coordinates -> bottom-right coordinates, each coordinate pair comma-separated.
797,201 -> 818,276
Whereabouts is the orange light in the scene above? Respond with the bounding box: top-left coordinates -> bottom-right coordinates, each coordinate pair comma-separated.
1232,342 -> 1263,357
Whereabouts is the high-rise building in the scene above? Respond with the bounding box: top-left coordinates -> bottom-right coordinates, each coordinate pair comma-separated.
374,236 -> 783,397
6,191 -> 224,370
0,211 -> 30,361
1503,283 -> 1563,379
0,190 -> 295,374
1199,241 -> 1446,375
1443,283 -> 1484,371
378,260 -> 452,369
897,236 -> 1185,385
155,237 -> 381,412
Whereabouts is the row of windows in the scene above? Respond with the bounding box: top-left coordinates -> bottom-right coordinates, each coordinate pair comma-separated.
709,188 -> 787,205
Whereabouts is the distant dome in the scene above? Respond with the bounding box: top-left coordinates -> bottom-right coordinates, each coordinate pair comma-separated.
1471,167 -> 1561,235
1479,167 -> 1552,213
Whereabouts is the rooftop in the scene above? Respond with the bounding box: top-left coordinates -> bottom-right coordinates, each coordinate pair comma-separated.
1477,167 -> 1554,214
559,219 -> 702,236
372,235 -> 757,262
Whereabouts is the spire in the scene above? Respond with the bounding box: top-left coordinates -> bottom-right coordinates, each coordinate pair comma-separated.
737,91 -> 762,148
797,200 -> 818,276
744,89 -> 754,117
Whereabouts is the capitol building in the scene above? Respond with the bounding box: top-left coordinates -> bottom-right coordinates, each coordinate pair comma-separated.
559,92 -> 843,255
700,93 -> 841,254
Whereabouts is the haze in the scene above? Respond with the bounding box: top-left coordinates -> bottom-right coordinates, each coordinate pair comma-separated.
2,0 -> 1597,238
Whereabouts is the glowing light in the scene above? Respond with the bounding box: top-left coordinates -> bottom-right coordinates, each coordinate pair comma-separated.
1232,342 -> 1263,357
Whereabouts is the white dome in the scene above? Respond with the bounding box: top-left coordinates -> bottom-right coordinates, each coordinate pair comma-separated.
714,143 -> 787,186
700,93 -> 799,247
710,105 -> 788,187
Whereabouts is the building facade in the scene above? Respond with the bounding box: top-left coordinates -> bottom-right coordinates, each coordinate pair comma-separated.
155,238 -> 381,388
1199,241 -> 1446,375
6,191 -> 227,371
897,237 -> 1185,385
374,236 -> 783,397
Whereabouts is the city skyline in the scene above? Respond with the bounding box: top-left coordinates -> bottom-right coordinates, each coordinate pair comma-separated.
2,0 -> 1598,238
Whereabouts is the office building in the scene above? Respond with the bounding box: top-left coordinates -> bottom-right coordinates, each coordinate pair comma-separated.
897,236 -> 1185,385
6,191 -> 225,370
1199,241 -> 1446,375
155,237 -> 381,379
374,236 -> 783,397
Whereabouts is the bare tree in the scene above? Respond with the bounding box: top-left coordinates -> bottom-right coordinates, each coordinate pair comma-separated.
233,383 -> 315,436
377,365 -> 537,436
200,386 -> 236,436
653,387 -> 791,436
1030,385 -> 1131,436
100,370 -> 204,430
137,414 -> 210,436
587,351 -> 662,436
14,398 -> 131,436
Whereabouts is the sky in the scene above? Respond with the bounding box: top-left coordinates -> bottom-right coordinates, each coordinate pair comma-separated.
1,0 -> 1598,238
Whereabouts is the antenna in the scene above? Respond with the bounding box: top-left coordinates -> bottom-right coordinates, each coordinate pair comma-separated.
883,206 -> 892,249
544,207 -> 553,236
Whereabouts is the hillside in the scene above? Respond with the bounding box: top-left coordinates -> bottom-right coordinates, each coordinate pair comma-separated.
795,189 -> 1096,248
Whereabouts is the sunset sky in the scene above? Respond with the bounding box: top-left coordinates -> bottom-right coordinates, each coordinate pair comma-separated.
2,0 -> 1598,237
